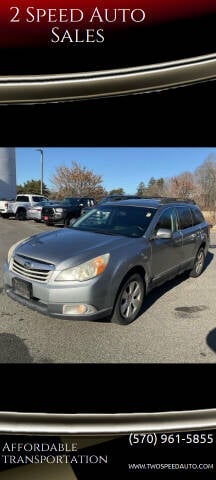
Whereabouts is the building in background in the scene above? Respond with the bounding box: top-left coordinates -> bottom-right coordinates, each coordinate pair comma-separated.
0,148 -> 16,199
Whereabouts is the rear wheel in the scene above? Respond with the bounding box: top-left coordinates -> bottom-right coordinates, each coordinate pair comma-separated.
15,208 -> 26,221
111,273 -> 145,325
189,247 -> 205,277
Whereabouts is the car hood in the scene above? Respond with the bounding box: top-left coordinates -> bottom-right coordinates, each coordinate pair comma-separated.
14,228 -> 140,269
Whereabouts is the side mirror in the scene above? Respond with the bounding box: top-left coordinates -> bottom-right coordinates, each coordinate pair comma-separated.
156,228 -> 172,239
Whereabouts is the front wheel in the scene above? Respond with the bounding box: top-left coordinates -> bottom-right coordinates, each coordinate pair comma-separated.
189,247 -> 205,278
64,216 -> 72,227
64,216 -> 77,227
111,273 -> 145,325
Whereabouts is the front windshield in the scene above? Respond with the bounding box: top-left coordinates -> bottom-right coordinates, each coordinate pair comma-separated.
71,205 -> 156,237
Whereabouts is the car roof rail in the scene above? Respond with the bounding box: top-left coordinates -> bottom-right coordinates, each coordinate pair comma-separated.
139,196 -> 196,205
160,197 -> 196,204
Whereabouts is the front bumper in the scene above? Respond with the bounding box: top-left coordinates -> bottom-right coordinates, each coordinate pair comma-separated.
43,212 -> 65,224
27,213 -> 42,221
3,262 -> 112,320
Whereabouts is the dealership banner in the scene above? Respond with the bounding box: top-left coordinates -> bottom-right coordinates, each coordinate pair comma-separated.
0,0 -> 215,101
1,0 -> 215,47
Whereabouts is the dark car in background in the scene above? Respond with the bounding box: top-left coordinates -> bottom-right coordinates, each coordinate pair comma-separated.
4,198 -> 209,325
42,197 -> 95,226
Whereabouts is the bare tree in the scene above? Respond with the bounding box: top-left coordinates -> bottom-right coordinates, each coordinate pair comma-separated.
136,181 -> 146,197
194,156 -> 216,209
145,177 -> 165,197
109,188 -> 125,195
165,171 -> 195,199
51,161 -> 105,200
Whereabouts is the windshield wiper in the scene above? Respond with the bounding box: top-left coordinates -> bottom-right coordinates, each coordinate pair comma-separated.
72,227 -> 122,236
88,229 -> 121,236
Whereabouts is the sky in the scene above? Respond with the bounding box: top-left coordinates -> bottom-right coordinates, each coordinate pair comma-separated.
16,147 -> 216,193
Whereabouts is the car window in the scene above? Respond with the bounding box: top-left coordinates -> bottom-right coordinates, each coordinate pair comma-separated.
177,207 -> 193,229
154,208 -> 179,233
72,205 -> 157,237
191,207 -> 205,225
80,199 -> 90,207
32,196 -> 45,202
16,196 -> 29,202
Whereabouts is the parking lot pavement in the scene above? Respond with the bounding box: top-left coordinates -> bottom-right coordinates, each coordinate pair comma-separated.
0,217 -> 216,364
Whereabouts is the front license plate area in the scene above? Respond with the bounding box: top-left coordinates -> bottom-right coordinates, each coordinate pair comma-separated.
12,278 -> 32,300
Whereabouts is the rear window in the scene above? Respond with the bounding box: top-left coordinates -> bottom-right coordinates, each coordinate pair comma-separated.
177,207 -> 193,229
16,196 -> 29,202
191,207 -> 205,225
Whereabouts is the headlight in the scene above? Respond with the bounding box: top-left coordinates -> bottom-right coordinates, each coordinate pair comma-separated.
55,253 -> 110,282
7,237 -> 29,264
55,208 -> 63,212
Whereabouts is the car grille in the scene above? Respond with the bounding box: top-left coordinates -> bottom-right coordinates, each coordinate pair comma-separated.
11,256 -> 54,282
42,207 -> 54,216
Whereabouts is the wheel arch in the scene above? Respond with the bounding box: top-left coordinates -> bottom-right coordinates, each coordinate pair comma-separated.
16,206 -> 26,213
114,265 -> 147,303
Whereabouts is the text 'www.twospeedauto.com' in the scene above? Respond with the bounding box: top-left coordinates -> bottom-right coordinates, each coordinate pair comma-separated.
128,463 -> 215,472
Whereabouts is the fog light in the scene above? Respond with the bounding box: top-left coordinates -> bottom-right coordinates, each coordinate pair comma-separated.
63,304 -> 97,315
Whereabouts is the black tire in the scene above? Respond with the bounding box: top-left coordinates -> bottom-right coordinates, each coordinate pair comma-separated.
64,216 -> 71,227
111,273 -> 145,325
15,208 -> 26,221
64,216 -> 76,227
189,247 -> 205,278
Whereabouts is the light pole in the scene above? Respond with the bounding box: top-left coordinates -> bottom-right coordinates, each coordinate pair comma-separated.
35,148 -> 44,195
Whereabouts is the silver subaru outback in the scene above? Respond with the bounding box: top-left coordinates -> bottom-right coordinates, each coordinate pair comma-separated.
3,198 -> 209,325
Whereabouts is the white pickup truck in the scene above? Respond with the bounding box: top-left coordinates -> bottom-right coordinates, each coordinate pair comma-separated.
0,194 -> 48,220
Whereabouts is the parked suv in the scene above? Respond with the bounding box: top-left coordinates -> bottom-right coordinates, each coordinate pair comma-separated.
3,198 -> 209,325
42,197 -> 95,226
